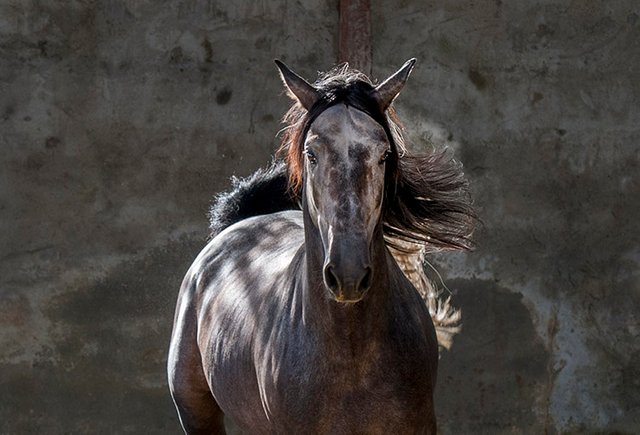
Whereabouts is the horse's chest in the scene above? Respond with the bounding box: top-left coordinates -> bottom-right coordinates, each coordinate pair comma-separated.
267,342 -> 432,432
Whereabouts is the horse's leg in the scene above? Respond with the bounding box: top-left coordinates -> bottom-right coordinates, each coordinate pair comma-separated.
168,296 -> 226,434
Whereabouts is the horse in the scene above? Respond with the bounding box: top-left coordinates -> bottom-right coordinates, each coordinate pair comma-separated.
167,59 -> 476,434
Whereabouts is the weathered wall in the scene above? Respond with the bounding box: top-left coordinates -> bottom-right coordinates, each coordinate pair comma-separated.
1,1 -> 638,433
371,1 -> 640,432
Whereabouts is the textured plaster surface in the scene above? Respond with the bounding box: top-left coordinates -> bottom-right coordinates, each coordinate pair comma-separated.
1,0 -> 638,433
370,1 -> 640,431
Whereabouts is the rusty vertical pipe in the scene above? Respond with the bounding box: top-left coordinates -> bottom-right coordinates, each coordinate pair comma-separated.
339,0 -> 372,75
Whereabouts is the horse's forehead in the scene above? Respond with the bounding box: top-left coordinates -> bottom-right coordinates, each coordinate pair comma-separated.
309,105 -> 387,146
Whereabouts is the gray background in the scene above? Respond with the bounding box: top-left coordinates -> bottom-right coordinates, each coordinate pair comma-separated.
1,0 -> 638,433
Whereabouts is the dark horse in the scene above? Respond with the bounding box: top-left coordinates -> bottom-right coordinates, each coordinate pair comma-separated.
168,59 -> 475,434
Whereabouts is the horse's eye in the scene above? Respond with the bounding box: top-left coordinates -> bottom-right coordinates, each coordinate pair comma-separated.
305,149 -> 318,165
379,150 -> 392,165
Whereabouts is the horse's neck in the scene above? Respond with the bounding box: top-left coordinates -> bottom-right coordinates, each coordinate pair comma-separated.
300,209 -> 392,348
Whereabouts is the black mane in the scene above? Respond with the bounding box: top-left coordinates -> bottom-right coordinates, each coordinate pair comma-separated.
208,161 -> 296,238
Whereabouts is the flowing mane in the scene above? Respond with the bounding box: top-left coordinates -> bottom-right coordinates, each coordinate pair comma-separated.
279,64 -> 477,252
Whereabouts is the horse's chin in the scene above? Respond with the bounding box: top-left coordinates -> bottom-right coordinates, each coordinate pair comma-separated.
328,290 -> 367,304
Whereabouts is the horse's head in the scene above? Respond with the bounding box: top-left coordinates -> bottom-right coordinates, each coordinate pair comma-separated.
276,59 -> 415,303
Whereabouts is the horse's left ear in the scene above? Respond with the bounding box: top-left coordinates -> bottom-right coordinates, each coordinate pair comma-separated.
274,60 -> 320,111
374,58 -> 416,111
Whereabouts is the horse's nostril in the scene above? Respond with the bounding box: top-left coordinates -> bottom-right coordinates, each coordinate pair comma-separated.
359,266 -> 373,292
324,261 -> 372,301
323,264 -> 339,292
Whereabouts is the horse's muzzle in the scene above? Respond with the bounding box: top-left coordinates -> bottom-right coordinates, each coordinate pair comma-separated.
323,239 -> 373,303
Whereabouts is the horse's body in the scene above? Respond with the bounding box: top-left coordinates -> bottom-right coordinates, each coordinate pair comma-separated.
168,60 -> 475,434
171,209 -> 436,433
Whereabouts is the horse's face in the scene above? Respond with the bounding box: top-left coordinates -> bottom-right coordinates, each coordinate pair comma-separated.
275,58 -> 417,303
303,104 -> 390,303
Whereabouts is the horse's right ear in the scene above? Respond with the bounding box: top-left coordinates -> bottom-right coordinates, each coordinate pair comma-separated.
374,58 -> 416,111
274,60 -> 320,111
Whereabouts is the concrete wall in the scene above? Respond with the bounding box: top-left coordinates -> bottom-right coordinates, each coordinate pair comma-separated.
1,1 -> 638,433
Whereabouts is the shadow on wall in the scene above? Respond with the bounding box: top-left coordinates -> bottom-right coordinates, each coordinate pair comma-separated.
0,239 -> 200,434
435,279 -> 550,433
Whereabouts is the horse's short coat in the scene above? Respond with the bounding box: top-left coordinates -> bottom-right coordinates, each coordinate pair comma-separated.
168,59 -> 475,434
